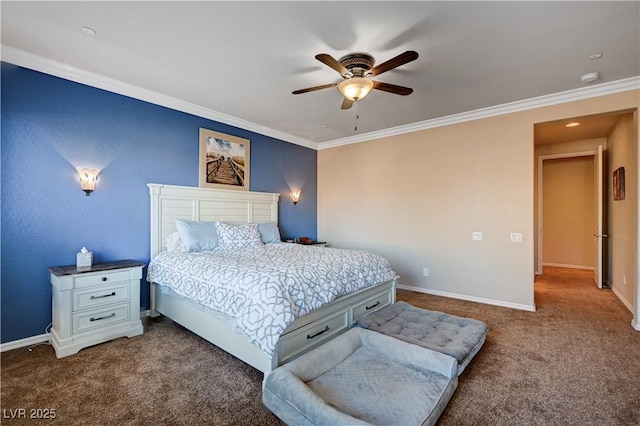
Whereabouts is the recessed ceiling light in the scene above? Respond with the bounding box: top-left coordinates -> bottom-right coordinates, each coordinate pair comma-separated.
81,27 -> 96,36
579,72 -> 600,83
588,53 -> 603,60
565,122 -> 581,128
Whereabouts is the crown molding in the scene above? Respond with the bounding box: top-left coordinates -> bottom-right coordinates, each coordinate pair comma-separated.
1,45 -> 319,150
4,46 -> 638,152
318,76 -> 640,150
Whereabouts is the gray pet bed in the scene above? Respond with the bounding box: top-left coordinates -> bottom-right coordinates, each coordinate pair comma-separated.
356,301 -> 488,375
263,327 -> 458,426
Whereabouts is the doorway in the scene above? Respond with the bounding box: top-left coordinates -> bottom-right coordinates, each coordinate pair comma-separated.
537,150 -> 604,287
533,110 -> 637,319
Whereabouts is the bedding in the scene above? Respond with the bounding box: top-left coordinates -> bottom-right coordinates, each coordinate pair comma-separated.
174,220 -> 219,251
147,243 -> 396,357
215,222 -> 263,250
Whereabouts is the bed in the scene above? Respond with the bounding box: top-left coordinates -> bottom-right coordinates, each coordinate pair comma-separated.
146,183 -> 398,375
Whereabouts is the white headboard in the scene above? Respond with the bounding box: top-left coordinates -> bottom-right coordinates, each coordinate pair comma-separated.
148,183 -> 280,258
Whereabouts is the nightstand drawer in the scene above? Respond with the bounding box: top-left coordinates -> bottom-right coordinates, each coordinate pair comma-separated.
351,289 -> 393,322
279,308 -> 349,364
73,283 -> 130,311
74,270 -> 131,289
73,303 -> 130,334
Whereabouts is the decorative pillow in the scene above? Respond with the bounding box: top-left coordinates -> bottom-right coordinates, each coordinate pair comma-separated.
174,220 -> 219,252
258,222 -> 282,244
163,231 -> 186,252
216,222 -> 263,250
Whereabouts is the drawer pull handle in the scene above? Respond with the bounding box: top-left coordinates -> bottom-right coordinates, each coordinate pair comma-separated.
307,326 -> 330,340
366,301 -> 381,310
90,313 -> 116,322
101,277 -> 108,282
90,292 -> 116,300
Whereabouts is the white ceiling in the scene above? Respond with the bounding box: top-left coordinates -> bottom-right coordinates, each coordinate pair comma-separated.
2,1 -> 639,148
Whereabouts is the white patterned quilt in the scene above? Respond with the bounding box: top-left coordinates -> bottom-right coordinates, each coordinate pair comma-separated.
147,243 -> 396,357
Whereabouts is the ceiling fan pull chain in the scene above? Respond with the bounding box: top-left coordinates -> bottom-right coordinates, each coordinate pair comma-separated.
354,101 -> 359,132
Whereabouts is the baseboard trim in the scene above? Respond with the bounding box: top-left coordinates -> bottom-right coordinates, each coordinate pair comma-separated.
0,333 -> 50,353
1,310 -> 152,352
396,284 -> 536,312
632,319 -> 640,331
542,262 -> 594,271
610,286 -> 634,313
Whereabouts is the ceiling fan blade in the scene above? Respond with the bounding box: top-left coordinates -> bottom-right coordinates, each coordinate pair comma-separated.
292,82 -> 337,95
341,98 -> 354,110
315,53 -> 350,76
369,50 -> 419,76
372,81 -> 414,95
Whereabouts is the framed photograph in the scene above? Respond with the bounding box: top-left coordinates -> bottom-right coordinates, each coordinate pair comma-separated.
613,167 -> 625,201
199,128 -> 250,190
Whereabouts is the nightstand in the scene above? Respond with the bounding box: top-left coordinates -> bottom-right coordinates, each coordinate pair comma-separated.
308,242 -> 327,247
49,260 -> 144,358
290,239 -> 327,247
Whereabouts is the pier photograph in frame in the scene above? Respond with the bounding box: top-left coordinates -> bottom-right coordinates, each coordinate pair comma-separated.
199,128 -> 250,190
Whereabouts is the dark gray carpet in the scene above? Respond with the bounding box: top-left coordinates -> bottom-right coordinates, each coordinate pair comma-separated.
2,267 -> 638,425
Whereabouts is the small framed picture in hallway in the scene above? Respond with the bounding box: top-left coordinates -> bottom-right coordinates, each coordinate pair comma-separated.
199,128 -> 250,191
613,167 -> 625,201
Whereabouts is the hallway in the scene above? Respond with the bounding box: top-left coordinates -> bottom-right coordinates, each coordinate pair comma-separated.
534,266 -> 629,316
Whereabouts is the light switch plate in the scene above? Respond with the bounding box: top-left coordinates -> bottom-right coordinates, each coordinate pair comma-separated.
510,232 -> 523,242
472,232 -> 483,241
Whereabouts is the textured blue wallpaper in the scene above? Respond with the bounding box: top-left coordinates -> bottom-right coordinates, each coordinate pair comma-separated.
0,62 -> 317,343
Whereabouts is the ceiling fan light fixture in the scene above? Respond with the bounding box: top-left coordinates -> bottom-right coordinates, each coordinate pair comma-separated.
338,77 -> 374,101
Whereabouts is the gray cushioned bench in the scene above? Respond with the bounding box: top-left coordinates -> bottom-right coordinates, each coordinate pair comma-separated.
263,327 -> 458,426
356,301 -> 488,375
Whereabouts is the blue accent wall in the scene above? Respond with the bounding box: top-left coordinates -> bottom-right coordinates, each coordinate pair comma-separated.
0,62 -> 317,343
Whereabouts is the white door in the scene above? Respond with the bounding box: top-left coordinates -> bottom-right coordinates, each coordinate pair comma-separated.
593,145 -> 605,288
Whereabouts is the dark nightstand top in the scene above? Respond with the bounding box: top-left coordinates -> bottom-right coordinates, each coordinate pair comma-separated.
48,259 -> 144,277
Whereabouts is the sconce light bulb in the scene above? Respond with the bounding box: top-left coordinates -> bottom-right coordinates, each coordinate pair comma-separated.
292,189 -> 301,205
77,168 -> 100,196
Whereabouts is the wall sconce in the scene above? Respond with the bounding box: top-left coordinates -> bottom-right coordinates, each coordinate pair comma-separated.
292,189 -> 301,205
77,168 -> 100,196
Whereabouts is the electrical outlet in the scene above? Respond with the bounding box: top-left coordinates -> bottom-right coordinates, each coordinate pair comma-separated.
472,232 -> 483,241
423,268 -> 429,277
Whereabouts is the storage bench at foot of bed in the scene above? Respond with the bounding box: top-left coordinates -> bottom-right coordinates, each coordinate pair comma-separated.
277,281 -> 395,364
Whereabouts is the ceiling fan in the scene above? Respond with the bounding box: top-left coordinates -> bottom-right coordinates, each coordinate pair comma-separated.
293,50 -> 419,110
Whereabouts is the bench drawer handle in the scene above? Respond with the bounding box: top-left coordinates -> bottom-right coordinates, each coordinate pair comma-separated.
307,326 -> 330,340
365,301 -> 381,310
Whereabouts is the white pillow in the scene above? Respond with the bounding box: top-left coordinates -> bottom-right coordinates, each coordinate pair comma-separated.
174,220 -> 219,252
163,231 -> 186,252
216,222 -> 263,250
258,222 -> 282,244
